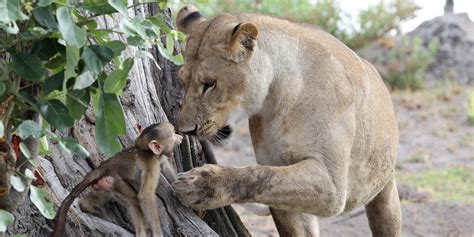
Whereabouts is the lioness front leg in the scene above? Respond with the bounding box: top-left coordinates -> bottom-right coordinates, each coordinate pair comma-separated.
172,158 -> 347,216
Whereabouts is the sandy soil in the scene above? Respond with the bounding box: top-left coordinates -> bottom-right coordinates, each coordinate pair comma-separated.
213,83 -> 474,237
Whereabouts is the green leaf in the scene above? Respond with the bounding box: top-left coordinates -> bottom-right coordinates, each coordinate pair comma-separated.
0,121 -> 4,137
11,52 -> 45,81
107,0 -> 128,17
90,88 -> 99,114
19,26 -> 49,41
66,90 -> 89,119
103,40 -> 126,57
32,38 -> 64,61
0,0 -> 29,34
65,45 -> 80,80
17,120 -> 43,139
11,234 -> 27,237
25,168 -> 35,180
159,0 -> 167,9
44,54 -> 66,70
90,45 -> 114,64
56,7 -> 86,47
38,99 -> 74,130
176,31 -> 186,41
33,6 -> 57,30
120,17 -> 148,39
19,90 -> 39,106
30,186 -> 56,219
95,92 -> 125,156
59,138 -> 90,158
0,209 -> 14,232
104,58 -> 134,94
126,35 -> 145,46
136,50 -> 161,70
81,0 -> 118,15
73,70 -> 96,90
19,142 -> 31,159
149,16 -> 171,34
10,174 -> 26,192
43,71 -> 64,96
37,0 -> 52,7
156,40 -> 183,65
45,89 -> 66,102
0,81 -> 5,96
82,47 -> 103,75
39,136 -> 50,155
166,33 -> 174,55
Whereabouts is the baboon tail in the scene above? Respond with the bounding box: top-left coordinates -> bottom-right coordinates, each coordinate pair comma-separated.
52,168 -> 105,237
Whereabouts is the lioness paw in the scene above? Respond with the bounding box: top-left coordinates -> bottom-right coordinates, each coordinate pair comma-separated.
172,164 -> 232,210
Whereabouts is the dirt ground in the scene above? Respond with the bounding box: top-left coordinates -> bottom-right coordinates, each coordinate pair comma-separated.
213,82 -> 474,237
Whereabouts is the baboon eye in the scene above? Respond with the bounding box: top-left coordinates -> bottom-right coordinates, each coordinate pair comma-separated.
202,81 -> 216,94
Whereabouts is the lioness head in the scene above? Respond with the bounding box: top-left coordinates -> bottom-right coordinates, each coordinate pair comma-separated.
176,6 -> 262,144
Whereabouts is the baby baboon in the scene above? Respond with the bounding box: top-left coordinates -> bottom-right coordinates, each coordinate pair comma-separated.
53,122 -> 182,237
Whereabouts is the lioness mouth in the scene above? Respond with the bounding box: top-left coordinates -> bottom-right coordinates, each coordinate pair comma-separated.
211,125 -> 233,144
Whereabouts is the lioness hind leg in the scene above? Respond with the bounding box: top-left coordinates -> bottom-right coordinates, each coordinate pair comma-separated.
270,208 -> 319,237
365,177 -> 401,237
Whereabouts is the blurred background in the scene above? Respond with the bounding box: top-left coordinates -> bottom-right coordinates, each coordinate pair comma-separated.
172,1 -> 474,236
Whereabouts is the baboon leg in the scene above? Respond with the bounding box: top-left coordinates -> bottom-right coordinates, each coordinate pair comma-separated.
138,159 -> 162,237
365,177 -> 402,237
113,177 -> 147,237
270,208 -> 319,237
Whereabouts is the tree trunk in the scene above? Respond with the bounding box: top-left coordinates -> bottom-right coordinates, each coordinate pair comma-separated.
6,5 -> 249,237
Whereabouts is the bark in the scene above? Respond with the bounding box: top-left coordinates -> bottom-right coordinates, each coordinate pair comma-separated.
5,4 -> 249,237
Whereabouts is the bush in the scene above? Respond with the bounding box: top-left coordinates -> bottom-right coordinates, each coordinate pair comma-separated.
173,0 -> 419,49
469,91 -> 474,125
367,36 -> 438,90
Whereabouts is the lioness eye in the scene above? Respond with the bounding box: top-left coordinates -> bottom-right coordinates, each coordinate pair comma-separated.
202,81 -> 216,94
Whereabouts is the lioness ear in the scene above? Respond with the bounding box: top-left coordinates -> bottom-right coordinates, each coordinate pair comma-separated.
224,23 -> 259,62
177,5 -> 205,35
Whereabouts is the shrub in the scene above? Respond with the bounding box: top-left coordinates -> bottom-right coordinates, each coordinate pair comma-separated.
367,36 -> 438,90
468,91 -> 474,125
173,0 -> 419,49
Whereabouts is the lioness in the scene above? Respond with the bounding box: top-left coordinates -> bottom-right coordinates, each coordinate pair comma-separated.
172,5 -> 401,237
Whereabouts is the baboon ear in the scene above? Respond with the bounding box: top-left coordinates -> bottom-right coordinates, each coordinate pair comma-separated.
224,23 -> 259,62
176,5 -> 205,35
148,140 -> 162,155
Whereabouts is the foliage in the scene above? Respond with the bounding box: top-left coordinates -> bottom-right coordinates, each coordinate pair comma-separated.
397,167 -> 474,204
367,36 -> 438,90
469,91 -> 474,125
172,0 -> 419,49
0,209 -> 15,232
30,186 -> 56,219
347,0 -> 419,49
0,0 -> 184,226
173,0 -> 430,89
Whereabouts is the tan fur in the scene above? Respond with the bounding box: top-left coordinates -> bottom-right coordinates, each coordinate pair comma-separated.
173,6 -> 401,237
